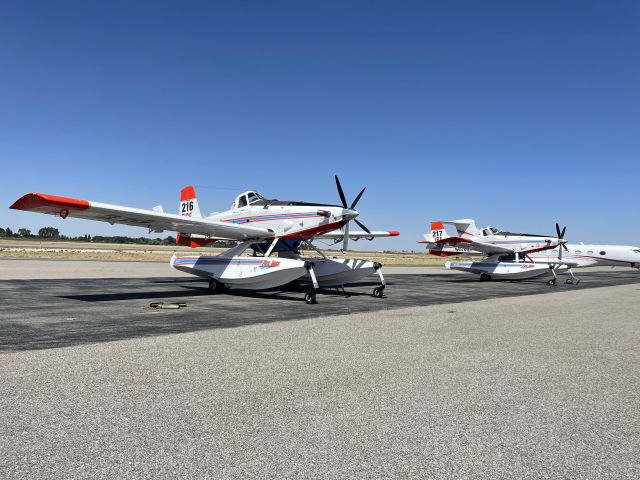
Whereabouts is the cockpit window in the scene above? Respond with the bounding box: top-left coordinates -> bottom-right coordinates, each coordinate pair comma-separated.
246,192 -> 264,204
490,227 -> 498,234
238,196 -> 248,208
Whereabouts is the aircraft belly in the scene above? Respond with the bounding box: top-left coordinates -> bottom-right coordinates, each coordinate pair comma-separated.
171,255 -> 307,290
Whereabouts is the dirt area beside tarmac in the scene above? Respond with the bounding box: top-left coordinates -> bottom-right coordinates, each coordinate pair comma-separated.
0,238 -> 452,265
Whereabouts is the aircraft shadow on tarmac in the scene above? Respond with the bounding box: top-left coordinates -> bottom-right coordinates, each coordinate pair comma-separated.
1,272 -> 638,352
59,280 -> 383,303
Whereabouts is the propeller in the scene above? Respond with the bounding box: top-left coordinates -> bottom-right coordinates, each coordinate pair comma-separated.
555,222 -> 569,261
334,175 -> 372,250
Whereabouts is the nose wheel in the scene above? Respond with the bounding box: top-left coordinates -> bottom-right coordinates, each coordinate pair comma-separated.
304,289 -> 317,304
372,264 -> 386,298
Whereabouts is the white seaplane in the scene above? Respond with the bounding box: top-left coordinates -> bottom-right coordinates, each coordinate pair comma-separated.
420,219 -> 574,285
422,219 -> 640,285
10,177 -> 399,303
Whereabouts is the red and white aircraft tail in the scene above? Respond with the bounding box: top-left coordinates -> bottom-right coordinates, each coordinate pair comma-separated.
179,186 -> 202,218
421,222 -> 458,257
177,185 -> 216,248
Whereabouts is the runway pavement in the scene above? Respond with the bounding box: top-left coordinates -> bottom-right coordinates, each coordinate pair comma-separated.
1,260 -> 639,479
1,264 -> 639,352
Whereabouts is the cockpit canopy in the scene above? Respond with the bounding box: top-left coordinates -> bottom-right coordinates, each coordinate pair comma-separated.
233,191 -> 267,209
481,227 -> 499,237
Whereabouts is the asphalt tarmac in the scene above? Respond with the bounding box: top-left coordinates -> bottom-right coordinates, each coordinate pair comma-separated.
1,268 -> 639,352
1,261 -> 639,479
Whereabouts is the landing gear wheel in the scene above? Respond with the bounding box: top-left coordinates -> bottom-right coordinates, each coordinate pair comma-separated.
565,278 -> 574,285
480,273 -> 491,282
208,278 -> 226,294
304,290 -> 317,305
373,286 -> 385,298
547,279 -> 557,286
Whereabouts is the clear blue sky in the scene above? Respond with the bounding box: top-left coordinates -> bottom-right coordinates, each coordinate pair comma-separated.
2,1 -> 638,251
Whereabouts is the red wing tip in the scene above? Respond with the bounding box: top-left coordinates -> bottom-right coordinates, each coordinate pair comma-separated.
387,230 -> 400,236
430,221 -> 445,230
180,186 -> 196,202
10,193 -> 90,212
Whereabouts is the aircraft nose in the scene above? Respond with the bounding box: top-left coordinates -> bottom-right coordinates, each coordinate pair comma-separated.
342,208 -> 359,221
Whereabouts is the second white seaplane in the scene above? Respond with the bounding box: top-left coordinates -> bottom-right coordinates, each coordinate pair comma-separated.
10,177 -> 399,303
420,219 -> 574,284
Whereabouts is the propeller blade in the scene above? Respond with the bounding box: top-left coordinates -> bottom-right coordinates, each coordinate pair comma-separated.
350,187 -> 366,209
555,222 -> 561,238
562,244 -> 569,251
335,175 -> 348,208
354,218 -> 371,234
560,226 -> 566,239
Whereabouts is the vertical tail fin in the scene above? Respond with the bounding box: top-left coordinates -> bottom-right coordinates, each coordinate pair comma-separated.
180,186 -> 202,218
429,221 -> 449,242
423,221 -> 457,256
177,185 -> 215,248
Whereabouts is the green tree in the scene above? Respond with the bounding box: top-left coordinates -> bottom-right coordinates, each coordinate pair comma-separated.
0,227 -> 5,236
18,228 -> 32,237
38,227 -> 60,239
5,227 -> 13,236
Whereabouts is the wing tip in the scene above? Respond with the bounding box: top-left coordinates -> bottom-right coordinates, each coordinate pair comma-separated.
387,230 -> 400,236
10,193 -> 90,213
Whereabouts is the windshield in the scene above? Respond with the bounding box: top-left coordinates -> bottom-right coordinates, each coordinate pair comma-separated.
247,191 -> 265,204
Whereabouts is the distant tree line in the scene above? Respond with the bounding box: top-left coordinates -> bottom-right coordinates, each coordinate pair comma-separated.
0,226 -> 177,245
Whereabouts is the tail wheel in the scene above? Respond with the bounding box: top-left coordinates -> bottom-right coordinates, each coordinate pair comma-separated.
373,286 -> 385,298
304,290 -> 317,305
208,278 -> 226,294
480,273 -> 491,282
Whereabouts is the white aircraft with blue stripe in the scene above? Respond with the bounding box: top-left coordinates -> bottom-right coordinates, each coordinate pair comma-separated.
423,219 -> 640,285
420,219 -> 562,258
421,219 -> 576,284
11,176 -> 399,303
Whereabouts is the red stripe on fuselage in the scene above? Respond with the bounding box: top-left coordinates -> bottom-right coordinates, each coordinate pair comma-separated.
280,220 -> 345,240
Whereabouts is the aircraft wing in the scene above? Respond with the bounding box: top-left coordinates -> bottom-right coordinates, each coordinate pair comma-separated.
317,230 -> 400,240
10,193 -> 273,240
430,237 -> 557,255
